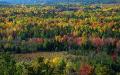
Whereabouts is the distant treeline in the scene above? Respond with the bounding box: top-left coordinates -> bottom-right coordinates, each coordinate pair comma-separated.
0,0 -> 120,5
44,0 -> 120,4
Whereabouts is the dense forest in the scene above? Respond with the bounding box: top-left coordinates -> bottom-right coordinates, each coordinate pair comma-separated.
0,4 -> 120,53
0,3 -> 120,75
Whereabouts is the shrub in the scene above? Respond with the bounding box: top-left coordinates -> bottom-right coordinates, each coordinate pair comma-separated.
80,64 -> 93,75
43,39 -> 56,51
19,41 -> 38,53
90,37 -> 104,53
74,37 -> 83,46
103,38 -> 117,54
16,62 -> 29,75
95,64 -> 111,75
27,57 -> 54,75
0,52 -> 17,75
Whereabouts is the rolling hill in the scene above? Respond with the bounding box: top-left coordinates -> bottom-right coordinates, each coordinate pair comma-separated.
0,0 -> 120,4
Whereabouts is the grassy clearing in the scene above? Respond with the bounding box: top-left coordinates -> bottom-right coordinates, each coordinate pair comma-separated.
14,51 -> 67,62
